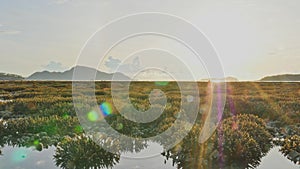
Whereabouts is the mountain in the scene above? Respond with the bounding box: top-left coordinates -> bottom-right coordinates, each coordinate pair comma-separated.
224,76 -> 239,82
0,73 -> 24,80
201,76 -> 239,82
260,74 -> 300,82
27,66 -> 130,81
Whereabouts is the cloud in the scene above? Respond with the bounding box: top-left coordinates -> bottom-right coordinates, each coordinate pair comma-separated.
0,30 -> 21,35
42,61 -> 68,72
104,56 -> 121,72
104,56 -> 142,75
0,24 -> 21,35
52,0 -> 70,4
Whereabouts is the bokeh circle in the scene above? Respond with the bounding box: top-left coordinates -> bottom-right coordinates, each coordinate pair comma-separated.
72,12 -> 226,158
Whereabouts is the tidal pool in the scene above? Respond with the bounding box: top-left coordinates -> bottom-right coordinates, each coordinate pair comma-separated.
0,142 -> 176,169
257,147 -> 299,169
0,144 -> 298,169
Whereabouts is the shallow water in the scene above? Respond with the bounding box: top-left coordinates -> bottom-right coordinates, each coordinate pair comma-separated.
0,142 -> 176,169
0,144 -> 298,169
0,146 -> 57,169
257,147 -> 299,169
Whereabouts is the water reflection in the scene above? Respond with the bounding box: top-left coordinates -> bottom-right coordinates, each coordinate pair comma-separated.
54,135 -> 120,169
0,114 -> 299,169
160,114 -> 274,169
0,146 -> 58,169
257,147 -> 299,169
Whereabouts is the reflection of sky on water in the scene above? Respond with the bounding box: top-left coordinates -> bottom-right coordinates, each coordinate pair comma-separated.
0,145 -> 298,169
0,143 -> 175,169
257,147 -> 299,169
121,142 -> 164,158
114,156 -> 175,169
115,142 -> 175,169
0,146 -> 58,169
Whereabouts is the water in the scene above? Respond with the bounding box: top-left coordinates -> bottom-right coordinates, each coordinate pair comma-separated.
0,143 -> 176,169
0,145 -> 298,169
257,147 -> 299,169
0,146 -> 57,169
112,142 -> 176,169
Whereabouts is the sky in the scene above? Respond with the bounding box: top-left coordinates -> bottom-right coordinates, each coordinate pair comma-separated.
0,0 -> 299,80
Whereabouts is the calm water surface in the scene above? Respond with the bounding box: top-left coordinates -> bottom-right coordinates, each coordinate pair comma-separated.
0,144 -> 298,169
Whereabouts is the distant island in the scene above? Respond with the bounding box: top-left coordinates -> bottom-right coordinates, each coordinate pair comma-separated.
1,69 -> 299,82
27,66 -> 130,81
260,74 -> 300,82
201,76 -> 239,82
0,73 -> 24,80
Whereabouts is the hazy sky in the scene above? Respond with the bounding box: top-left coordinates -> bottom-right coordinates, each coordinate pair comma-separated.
0,0 -> 299,80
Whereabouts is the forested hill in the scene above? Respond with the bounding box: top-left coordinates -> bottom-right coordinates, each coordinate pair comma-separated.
26,66 -> 130,81
0,73 -> 24,80
260,74 -> 300,82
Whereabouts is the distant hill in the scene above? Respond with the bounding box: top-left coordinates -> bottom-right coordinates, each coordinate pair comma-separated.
260,74 -> 300,82
27,66 -> 130,81
224,77 -> 239,82
201,76 -> 239,82
0,73 -> 24,80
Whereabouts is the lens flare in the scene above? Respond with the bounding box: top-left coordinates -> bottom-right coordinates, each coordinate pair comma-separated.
227,85 -> 238,130
100,102 -> 112,117
187,95 -> 194,102
87,110 -> 99,122
33,140 -> 39,146
155,81 -> 169,86
12,149 -> 27,163
217,83 -> 224,169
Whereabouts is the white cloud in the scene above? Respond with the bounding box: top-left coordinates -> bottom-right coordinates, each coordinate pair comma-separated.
42,61 -> 68,72
104,56 -> 121,72
0,24 -> 21,35
0,30 -> 21,35
52,0 -> 70,4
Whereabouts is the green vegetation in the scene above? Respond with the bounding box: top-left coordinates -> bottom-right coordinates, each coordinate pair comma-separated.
162,114 -> 273,169
0,81 -> 299,168
260,74 -> 300,82
220,114 -> 272,168
54,135 -> 120,169
280,135 -> 300,165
